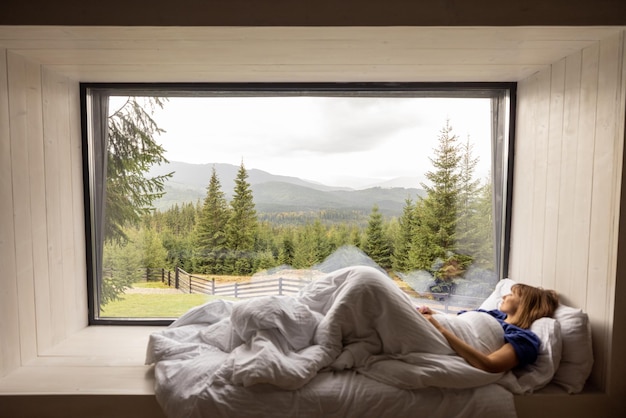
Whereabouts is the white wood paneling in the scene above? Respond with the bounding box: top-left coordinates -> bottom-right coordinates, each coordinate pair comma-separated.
512,33 -> 626,391
0,49 -> 21,377
543,58 -> 566,291
0,26 -> 621,83
570,43 -> 600,307
608,30 -> 626,401
509,79 -> 532,281
585,33 -> 624,389
0,50 -> 88,376
555,51 -> 583,303
529,68 -> 552,284
7,52 -> 39,364
42,69 -> 71,346
19,53 -> 52,354
68,80 -> 88,333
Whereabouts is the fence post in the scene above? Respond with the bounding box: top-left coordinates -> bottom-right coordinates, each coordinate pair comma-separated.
278,277 -> 283,295
234,282 -> 238,298
211,278 -> 215,295
161,268 -> 165,283
175,267 -> 179,289
189,276 -> 193,294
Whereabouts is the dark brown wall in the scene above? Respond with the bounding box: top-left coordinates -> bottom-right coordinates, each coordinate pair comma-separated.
1,0 -> 626,26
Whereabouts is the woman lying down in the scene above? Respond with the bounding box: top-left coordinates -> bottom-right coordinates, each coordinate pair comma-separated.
147,265 -> 560,411
418,282 -> 558,373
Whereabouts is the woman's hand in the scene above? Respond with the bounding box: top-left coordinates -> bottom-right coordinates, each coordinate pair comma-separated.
418,306 -> 444,331
418,307 -> 519,373
417,306 -> 432,315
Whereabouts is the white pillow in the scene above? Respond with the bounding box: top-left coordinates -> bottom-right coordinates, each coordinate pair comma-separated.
551,304 -> 593,393
513,317 -> 562,393
479,279 -> 593,393
478,278 -> 516,311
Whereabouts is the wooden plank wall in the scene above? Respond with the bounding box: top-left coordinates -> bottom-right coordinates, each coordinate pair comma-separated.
509,31 -> 626,390
0,52 -> 87,377
0,50 -> 22,377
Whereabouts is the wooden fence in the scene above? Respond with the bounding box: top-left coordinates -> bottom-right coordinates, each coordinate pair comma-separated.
162,267 -> 309,299
107,267 -> 485,311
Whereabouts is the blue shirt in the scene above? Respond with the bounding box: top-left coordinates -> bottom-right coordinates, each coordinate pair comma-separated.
463,309 -> 541,368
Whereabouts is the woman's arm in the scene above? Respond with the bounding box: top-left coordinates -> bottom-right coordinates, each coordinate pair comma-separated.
421,310 -> 519,373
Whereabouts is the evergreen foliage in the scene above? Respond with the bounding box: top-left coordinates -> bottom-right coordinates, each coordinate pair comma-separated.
456,136 -> 484,260
364,205 -> 393,269
194,167 -> 230,273
225,162 -> 259,274
105,97 -> 171,243
101,97 -> 171,304
393,198 -> 418,272
101,229 -> 144,304
101,117 -> 498,305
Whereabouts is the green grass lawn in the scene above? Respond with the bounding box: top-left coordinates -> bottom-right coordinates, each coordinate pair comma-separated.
99,281 -> 222,318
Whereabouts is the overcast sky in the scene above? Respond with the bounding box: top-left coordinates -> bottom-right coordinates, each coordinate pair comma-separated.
114,96 -> 493,189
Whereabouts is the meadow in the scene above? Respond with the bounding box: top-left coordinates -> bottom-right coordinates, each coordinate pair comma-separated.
99,281 -> 221,318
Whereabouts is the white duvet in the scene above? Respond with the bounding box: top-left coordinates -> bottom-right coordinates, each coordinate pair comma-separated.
146,266 -> 519,417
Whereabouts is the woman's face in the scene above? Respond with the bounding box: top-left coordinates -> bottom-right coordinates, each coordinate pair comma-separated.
500,290 -> 521,315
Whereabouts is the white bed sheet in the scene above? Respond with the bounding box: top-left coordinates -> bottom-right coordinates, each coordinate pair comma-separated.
147,266 -> 520,418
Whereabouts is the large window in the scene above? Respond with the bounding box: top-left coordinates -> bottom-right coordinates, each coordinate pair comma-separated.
81,83 -> 515,325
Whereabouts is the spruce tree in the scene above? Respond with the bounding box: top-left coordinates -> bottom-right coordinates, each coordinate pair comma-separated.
105,97 -> 171,243
292,224 -> 319,269
102,97 -> 171,304
414,120 -> 462,271
473,177 -> 495,269
225,162 -> 258,274
278,232 -> 295,266
455,136 -> 483,261
364,205 -> 392,269
393,198 -> 417,272
195,166 -> 230,273
140,227 -> 168,271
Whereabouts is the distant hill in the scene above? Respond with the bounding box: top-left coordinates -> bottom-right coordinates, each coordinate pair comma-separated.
148,161 -> 426,220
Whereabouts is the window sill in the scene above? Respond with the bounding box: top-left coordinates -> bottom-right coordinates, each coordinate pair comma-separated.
0,326 -> 162,395
0,326 -> 610,418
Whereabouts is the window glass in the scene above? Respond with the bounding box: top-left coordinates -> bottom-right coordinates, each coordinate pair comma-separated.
83,85 -> 513,323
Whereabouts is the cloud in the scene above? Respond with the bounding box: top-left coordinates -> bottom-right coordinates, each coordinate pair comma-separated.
149,95 -> 492,188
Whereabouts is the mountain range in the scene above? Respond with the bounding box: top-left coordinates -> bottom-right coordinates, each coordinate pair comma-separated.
148,161 -> 426,220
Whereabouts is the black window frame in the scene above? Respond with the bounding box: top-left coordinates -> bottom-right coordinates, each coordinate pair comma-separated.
80,82 -> 517,325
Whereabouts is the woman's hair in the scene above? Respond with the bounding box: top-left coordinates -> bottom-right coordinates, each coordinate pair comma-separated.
509,284 -> 559,329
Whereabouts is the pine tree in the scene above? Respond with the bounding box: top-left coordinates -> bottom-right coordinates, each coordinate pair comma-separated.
225,162 -> 258,274
278,232 -> 295,266
456,135 -> 483,260
364,205 -> 392,269
105,97 -> 171,243
140,227 -> 168,270
413,120 -> 462,271
393,198 -> 417,272
101,228 -> 144,305
194,167 -> 230,273
292,224 -> 319,268
473,177 -> 495,269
